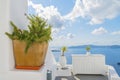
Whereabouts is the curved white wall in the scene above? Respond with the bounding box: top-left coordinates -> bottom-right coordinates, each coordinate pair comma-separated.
9,0 -> 28,70
0,0 -> 10,72
0,1 -> 57,80
0,0 -> 28,72
10,0 -> 28,29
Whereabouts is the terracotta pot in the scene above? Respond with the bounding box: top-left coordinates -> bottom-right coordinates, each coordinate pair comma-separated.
13,40 -> 48,70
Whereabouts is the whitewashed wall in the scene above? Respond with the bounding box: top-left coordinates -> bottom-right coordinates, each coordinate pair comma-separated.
0,0 -> 28,72
10,0 -> 28,30
9,0 -> 28,70
0,1 -> 57,80
0,0 -> 11,72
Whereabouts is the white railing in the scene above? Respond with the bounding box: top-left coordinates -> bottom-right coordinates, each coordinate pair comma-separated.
72,54 -> 108,75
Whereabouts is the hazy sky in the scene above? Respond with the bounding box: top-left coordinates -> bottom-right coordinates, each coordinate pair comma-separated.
28,0 -> 120,46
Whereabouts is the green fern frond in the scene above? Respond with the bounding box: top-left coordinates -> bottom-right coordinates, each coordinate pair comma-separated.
5,14 -> 52,53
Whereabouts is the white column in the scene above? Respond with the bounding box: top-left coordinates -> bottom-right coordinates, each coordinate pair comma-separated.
0,0 -> 28,72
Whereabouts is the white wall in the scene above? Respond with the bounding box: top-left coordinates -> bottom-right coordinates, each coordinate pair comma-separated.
9,0 -> 28,70
0,1 -> 57,80
0,0 -> 28,72
0,0 -> 10,72
10,0 -> 28,30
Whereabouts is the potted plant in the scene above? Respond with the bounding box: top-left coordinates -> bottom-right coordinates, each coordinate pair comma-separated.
86,46 -> 91,55
5,14 -> 52,70
59,46 -> 67,68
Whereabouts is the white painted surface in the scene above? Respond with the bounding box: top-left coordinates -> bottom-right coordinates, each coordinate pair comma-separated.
72,54 -> 108,75
0,0 -> 11,72
108,66 -> 120,80
59,56 -> 67,68
0,0 -> 57,80
0,49 -> 57,80
55,64 -> 72,76
9,0 -> 28,30
0,0 -> 28,72
86,51 -> 91,55
0,0 -> 120,80
10,0 -> 28,29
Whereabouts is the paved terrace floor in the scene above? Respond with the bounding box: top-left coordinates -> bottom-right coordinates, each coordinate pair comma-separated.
55,74 -> 108,80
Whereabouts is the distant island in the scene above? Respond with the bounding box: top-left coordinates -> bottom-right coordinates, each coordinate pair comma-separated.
51,45 -> 120,52
68,45 -> 120,48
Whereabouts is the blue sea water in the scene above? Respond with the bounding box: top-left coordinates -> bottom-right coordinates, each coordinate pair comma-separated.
52,46 -> 120,76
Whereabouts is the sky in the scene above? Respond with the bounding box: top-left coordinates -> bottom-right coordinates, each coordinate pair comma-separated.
28,0 -> 120,46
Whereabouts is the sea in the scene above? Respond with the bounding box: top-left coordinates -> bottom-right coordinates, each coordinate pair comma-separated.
51,45 -> 120,76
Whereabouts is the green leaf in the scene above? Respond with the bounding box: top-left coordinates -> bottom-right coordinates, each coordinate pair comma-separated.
5,14 -> 52,53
